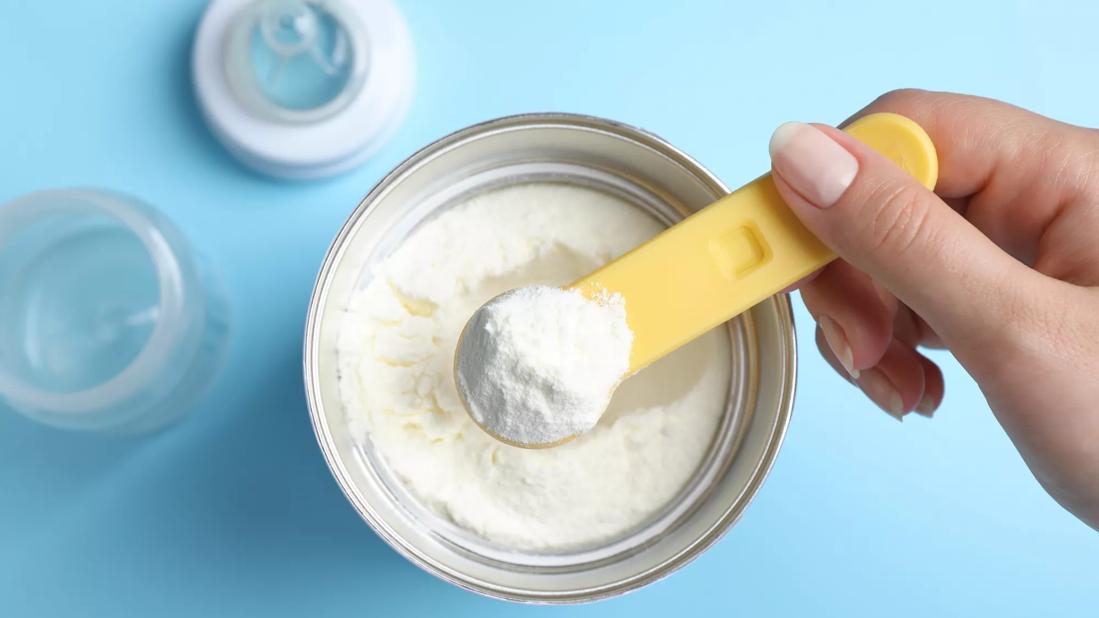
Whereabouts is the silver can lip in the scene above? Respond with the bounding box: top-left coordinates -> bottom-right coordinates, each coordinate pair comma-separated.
304,113 -> 797,603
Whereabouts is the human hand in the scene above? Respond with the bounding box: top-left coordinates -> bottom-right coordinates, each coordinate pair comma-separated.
768,89 -> 1099,530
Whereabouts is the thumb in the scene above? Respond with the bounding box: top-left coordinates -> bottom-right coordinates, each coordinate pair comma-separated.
768,121 -> 1039,355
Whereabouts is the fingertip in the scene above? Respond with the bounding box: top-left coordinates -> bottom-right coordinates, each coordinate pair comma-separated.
814,324 -> 856,385
860,338 -> 928,418
818,315 -> 859,379
856,368 -> 905,421
915,354 -> 944,417
801,262 -> 896,372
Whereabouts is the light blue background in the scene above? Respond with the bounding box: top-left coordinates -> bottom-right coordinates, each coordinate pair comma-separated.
1,0 -> 1096,615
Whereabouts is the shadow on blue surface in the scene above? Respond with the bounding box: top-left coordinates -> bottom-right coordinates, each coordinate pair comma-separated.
173,9 -> 276,183
150,351 -> 396,569
2,338 -> 438,614
0,402 -> 142,521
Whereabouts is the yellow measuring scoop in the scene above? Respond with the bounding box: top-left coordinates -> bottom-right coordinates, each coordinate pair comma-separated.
572,112 -> 938,373
455,112 -> 938,448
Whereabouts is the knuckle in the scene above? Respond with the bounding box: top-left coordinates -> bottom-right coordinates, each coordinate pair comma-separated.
1062,132 -> 1099,195
867,88 -> 930,114
861,182 -> 935,258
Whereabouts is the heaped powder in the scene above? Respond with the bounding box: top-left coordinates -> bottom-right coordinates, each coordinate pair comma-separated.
338,183 -> 731,550
456,286 -> 633,446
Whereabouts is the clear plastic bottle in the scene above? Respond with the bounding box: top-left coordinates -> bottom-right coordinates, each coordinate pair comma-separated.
0,189 -> 230,432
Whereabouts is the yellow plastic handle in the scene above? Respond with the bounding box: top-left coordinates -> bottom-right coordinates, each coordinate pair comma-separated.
572,113 -> 938,373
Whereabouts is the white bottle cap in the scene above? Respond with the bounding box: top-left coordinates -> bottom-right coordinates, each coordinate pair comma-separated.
192,0 -> 414,179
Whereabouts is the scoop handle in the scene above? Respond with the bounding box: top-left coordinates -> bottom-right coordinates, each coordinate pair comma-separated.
572,113 -> 939,373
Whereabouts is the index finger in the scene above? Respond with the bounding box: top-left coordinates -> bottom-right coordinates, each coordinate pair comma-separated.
840,88 -> 1098,266
842,89 -> 1095,200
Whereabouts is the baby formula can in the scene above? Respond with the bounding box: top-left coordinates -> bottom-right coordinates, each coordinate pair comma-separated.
304,114 -> 796,602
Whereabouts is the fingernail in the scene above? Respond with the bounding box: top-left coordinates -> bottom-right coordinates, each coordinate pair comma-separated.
818,315 -> 859,378
769,122 -> 859,208
858,368 -> 905,421
915,390 -> 940,418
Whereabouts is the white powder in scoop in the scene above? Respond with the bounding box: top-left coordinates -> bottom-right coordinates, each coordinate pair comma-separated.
338,182 -> 730,550
456,286 -> 633,446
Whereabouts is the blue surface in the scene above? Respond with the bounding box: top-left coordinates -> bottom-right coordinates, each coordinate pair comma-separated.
1,1 -> 1096,615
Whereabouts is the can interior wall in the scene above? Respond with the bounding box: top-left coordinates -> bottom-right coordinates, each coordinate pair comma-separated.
305,114 -> 796,602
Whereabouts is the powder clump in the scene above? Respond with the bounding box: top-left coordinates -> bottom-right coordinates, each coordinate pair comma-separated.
456,286 -> 632,446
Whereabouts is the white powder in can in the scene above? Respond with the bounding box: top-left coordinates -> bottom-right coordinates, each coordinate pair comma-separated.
456,286 -> 633,446
337,182 -> 731,550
